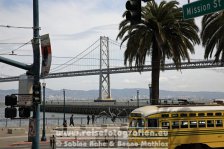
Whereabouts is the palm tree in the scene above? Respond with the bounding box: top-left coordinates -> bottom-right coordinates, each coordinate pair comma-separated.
117,0 -> 200,104
201,11 -> 224,62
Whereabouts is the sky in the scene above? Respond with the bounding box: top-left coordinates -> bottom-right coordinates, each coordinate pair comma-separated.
0,0 -> 224,93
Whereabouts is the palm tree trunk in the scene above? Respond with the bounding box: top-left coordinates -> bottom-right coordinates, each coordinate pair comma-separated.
151,42 -> 160,105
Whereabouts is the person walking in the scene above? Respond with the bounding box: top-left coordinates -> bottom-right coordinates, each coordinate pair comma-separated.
87,115 -> 90,125
92,114 -> 95,124
70,114 -> 74,126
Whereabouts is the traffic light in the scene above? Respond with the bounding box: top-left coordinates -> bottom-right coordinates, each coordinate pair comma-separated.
126,0 -> 141,25
5,94 -> 17,106
5,94 -> 17,118
5,107 -> 17,118
33,83 -> 41,104
19,107 -> 31,118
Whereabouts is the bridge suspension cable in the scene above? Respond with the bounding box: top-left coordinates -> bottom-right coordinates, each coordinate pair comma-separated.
50,38 -> 100,72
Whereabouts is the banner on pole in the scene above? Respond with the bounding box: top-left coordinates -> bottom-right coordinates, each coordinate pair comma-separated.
40,34 -> 52,77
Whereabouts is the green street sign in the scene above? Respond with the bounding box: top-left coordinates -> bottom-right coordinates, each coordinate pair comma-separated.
183,0 -> 224,20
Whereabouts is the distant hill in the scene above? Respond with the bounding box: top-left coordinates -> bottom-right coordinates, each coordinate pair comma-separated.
0,88 -> 224,102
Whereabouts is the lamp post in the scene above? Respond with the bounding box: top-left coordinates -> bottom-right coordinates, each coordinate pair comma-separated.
137,90 -> 139,108
63,89 -> 65,122
41,82 -> 46,141
148,84 -> 152,104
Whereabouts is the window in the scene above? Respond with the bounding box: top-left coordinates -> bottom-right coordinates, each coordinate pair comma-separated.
172,114 -> 178,117
137,119 -> 144,127
216,120 -> 223,127
215,113 -> 222,116
207,120 -> 214,127
181,121 -> 188,128
190,121 -> 197,128
130,120 -> 136,127
198,120 -> 206,128
180,113 -> 187,117
189,113 -> 196,117
161,114 -> 169,118
198,113 -> 205,117
172,121 -> 179,129
207,113 -> 213,116
162,122 -> 170,129
130,119 -> 144,127
148,119 -> 158,127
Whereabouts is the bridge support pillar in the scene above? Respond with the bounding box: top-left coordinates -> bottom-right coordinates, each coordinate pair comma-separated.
95,36 -> 114,102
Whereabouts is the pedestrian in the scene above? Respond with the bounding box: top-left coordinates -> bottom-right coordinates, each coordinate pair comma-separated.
63,120 -> 67,133
87,115 -> 90,125
70,114 -> 74,126
92,114 -> 95,124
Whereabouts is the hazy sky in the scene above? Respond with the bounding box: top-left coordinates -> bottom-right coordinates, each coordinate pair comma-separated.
0,0 -> 224,93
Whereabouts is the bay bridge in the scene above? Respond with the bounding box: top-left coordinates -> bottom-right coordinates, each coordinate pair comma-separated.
0,36 -> 224,114
0,36 -> 224,100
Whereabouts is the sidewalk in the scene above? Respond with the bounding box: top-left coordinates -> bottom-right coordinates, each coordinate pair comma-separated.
0,126 -> 55,149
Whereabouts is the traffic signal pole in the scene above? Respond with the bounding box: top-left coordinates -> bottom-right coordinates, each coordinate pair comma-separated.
0,0 -> 40,148
32,0 -> 41,149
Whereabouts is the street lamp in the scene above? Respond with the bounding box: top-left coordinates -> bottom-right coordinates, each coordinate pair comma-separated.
41,82 -> 46,141
63,89 -> 65,122
148,84 -> 152,104
137,90 -> 139,107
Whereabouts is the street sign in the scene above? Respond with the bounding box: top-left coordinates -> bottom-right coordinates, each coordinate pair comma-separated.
18,74 -> 33,106
40,34 -> 52,77
183,0 -> 224,20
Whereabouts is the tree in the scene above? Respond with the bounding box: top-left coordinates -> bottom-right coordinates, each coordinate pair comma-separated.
117,0 -> 200,104
201,11 -> 224,62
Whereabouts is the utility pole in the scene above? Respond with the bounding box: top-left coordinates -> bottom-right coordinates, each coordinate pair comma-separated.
32,0 -> 41,148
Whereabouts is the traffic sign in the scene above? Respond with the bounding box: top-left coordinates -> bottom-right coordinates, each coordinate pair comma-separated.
183,0 -> 224,20
18,74 -> 33,106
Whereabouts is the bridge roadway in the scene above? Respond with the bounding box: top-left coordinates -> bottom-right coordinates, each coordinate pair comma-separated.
0,60 -> 223,82
41,100 -> 149,116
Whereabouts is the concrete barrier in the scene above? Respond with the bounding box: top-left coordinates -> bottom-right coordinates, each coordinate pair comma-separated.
121,123 -> 129,127
7,128 -> 25,134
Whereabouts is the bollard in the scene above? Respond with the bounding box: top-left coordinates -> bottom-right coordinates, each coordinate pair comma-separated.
5,119 -> 7,127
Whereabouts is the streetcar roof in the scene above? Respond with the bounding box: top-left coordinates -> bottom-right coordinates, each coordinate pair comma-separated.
131,105 -> 224,117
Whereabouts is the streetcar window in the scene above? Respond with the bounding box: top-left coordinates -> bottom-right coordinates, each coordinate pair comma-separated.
172,114 -> 178,117
216,120 -> 223,127
137,119 -> 144,127
162,122 -> 170,129
172,121 -> 179,129
130,119 -> 144,127
215,113 -> 222,116
180,113 -> 187,117
190,121 -> 197,128
198,113 -> 205,117
189,113 -> 196,117
181,121 -> 188,128
207,113 -> 213,116
162,114 -> 169,118
129,120 -> 136,127
148,119 -> 158,127
198,120 -> 206,127
207,120 -> 214,127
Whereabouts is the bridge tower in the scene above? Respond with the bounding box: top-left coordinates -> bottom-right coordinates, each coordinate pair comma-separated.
96,36 -> 113,101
